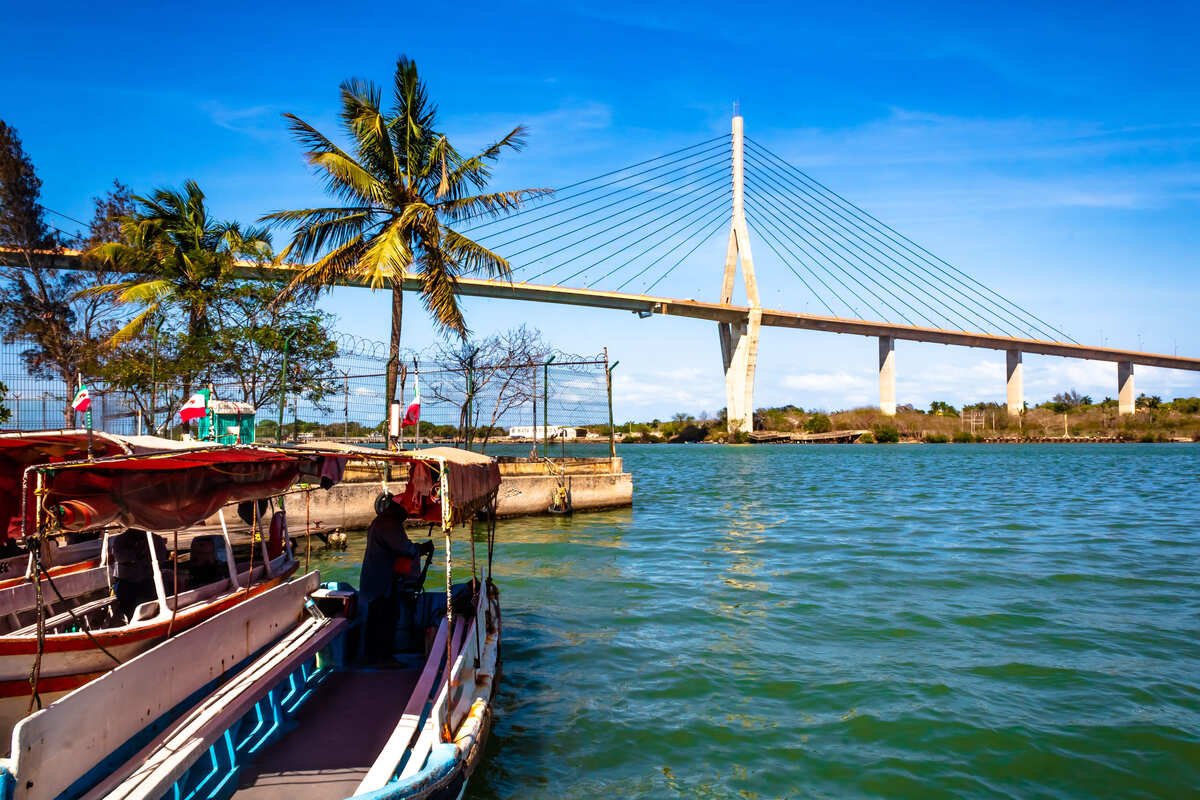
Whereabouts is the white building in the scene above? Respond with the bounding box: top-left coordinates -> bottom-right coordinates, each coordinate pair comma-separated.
507,425 -> 581,440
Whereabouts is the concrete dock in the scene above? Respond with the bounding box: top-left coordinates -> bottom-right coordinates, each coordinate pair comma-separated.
298,456 -> 633,533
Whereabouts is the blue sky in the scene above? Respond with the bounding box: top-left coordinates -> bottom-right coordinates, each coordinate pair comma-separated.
3,0 -> 1198,420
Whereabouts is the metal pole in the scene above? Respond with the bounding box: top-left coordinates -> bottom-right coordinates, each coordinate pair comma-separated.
343,371 -> 350,442
276,336 -> 290,444
543,356 -> 555,458
606,351 -> 620,463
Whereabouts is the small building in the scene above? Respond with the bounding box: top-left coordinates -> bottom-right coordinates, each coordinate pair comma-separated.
507,425 -> 586,440
198,400 -> 256,444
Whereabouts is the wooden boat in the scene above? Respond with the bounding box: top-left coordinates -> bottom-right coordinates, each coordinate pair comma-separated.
0,430 -> 145,582
0,446 -> 503,800
0,442 -> 340,748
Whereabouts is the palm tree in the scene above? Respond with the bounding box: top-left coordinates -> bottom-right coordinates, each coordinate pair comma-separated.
262,55 -> 549,422
86,180 -> 272,391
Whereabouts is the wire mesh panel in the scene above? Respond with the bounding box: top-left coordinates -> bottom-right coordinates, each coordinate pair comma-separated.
1,334 -> 614,457
406,355 -> 612,457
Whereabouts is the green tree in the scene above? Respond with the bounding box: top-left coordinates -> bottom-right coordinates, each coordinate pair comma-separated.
1136,393 -> 1162,411
207,283 -> 340,409
0,126 -> 125,424
0,380 -> 11,425
263,55 -> 549,421
929,400 -> 958,416
804,412 -> 832,433
86,181 -> 272,392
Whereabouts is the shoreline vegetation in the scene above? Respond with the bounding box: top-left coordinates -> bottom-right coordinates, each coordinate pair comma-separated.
610,395 -> 1200,445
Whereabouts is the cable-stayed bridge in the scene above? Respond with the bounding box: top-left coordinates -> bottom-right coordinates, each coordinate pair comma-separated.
24,115 -> 1200,432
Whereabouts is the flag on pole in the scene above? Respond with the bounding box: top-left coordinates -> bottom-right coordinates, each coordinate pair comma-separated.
179,388 -> 210,424
71,385 -> 91,413
402,375 -> 421,426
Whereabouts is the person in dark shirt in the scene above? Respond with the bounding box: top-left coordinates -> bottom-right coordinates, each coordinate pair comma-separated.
359,498 -> 433,659
110,528 -> 168,622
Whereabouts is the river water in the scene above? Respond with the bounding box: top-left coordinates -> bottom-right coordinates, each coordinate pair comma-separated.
314,443 -> 1199,799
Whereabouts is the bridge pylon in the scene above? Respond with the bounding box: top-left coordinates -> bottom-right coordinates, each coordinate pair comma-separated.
718,114 -> 762,435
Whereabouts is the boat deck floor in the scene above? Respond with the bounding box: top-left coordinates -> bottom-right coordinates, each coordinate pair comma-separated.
232,665 -> 420,799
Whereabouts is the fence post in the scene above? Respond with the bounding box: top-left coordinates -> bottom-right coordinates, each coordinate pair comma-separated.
276,336 -> 291,444
606,352 -> 619,463
543,355 -> 556,458
343,370 -> 350,442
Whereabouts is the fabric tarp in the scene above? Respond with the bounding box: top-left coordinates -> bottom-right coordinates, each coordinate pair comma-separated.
0,431 -> 138,542
294,443 -> 501,525
32,447 -> 306,533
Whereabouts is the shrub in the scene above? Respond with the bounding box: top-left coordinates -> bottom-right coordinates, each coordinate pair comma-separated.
857,431 -> 875,443
924,433 -> 949,444
873,425 -> 900,443
952,431 -> 976,443
804,413 -> 832,434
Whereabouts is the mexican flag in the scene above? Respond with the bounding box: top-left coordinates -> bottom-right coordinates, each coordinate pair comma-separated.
402,375 -> 421,426
71,385 -> 91,413
179,389 -> 210,424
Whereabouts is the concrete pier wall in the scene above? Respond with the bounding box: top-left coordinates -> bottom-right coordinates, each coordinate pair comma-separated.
295,457 -> 633,533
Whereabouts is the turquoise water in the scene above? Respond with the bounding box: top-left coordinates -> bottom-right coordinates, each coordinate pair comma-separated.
317,444 -> 1200,798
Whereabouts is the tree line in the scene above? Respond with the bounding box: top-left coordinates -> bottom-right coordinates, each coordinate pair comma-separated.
0,56 -> 544,430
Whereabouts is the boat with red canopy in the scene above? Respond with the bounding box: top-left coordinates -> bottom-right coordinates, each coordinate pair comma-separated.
0,440 -> 339,747
1,444 -> 505,800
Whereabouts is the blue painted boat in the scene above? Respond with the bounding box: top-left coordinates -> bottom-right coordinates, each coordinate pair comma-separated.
0,444 -> 502,800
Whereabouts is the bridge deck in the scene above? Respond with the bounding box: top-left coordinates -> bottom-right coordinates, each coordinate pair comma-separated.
14,250 -> 1200,372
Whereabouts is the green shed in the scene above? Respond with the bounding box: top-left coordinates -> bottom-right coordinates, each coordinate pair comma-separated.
198,400 -> 257,444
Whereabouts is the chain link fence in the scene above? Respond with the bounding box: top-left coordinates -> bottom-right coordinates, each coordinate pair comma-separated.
1,334 -> 614,457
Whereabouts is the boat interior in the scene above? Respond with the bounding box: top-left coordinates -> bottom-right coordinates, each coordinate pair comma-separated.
0,520 -> 294,637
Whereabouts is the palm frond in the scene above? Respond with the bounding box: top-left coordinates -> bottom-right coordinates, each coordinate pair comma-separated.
109,305 -> 162,346
271,237 -> 369,309
339,79 -> 400,185
415,248 -> 466,338
437,188 -> 554,222
273,211 -> 376,263
442,228 -> 511,280
355,221 -> 413,289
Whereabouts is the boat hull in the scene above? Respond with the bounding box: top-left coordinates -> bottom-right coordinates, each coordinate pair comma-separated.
0,558 -> 298,749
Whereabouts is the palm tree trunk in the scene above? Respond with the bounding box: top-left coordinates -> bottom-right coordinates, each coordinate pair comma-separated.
385,282 -> 404,441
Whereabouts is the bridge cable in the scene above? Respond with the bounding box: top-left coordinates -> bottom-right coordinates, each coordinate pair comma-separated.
644,212 -> 735,294
458,136 -> 730,234
477,147 -> 729,252
744,141 -> 1032,337
555,190 -> 731,287
478,162 -> 728,275
746,137 -> 1075,343
747,136 -> 1058,338
613,203 -> 731,292
521,169 -> 732,283
505,165 -> 728,274
744,195 -> 868,318
744,148 -> 1005,334
744,166 -> 940,329
743,175 -> 911,323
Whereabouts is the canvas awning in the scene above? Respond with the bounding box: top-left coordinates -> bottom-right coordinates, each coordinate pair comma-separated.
26,446 -> 315,534
294,443 -> 501,526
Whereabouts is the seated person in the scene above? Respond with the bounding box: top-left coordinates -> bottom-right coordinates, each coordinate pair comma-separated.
187,536 -> 227,589
110,528 -> 169,622
359,497 -> 434,660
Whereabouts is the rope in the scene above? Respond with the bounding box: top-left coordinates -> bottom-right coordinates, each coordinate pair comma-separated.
167,529 -> 179,637
37,562 -> 122,665
304,488 -> 312,573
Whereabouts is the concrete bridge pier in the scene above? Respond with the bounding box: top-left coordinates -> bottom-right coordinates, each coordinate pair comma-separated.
879,336 -> 896,415
1006,350 -> 1023,416
721,308 -> 761,433
1118,361 -> 1135,415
